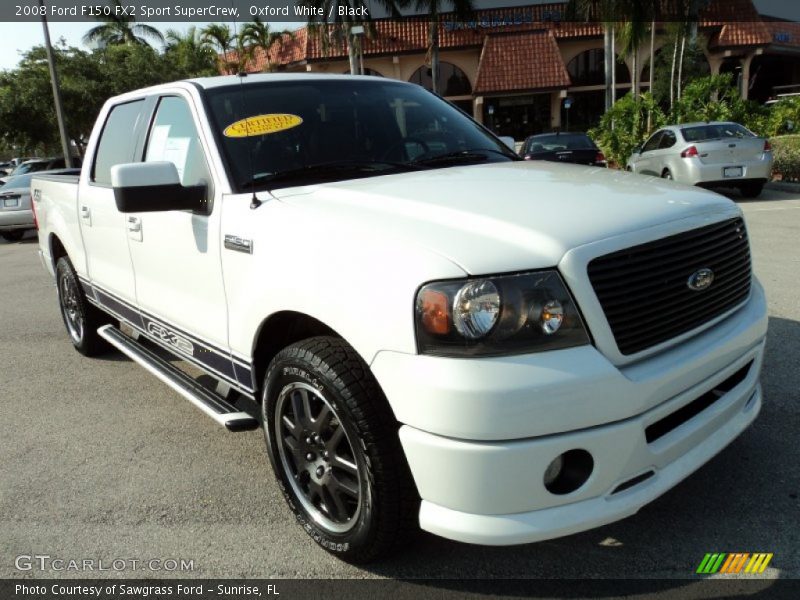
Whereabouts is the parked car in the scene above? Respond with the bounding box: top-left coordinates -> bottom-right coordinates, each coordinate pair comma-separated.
627,122 -> 772,198
34,74 -> 766,563
520,132 -> 607,166
2,157 -> 82,184
0,169 -> 79,241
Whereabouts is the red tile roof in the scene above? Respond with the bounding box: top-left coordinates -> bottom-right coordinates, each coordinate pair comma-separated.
764,21 -> 800,47
714,22 -> 772,47
228,0 -> 786,74
474,31 -> 570,94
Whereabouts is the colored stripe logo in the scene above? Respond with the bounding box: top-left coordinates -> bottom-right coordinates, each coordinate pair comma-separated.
696,553 -> 773,574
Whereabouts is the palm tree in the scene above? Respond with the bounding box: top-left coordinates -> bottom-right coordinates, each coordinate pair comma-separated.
240,17 -> 295,72
616,6 -> 650,98
82,0 -> 164,48
413,0 -> 475,95
201,24 -> 237,74
568,0 -> 627,110
164,27 -> 217,77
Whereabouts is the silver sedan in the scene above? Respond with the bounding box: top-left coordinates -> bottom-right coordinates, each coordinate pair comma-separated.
626,122 -> 773,198
0,169 -> 79,241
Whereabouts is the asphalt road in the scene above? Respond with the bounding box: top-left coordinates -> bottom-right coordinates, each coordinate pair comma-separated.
1,188 -> 798,586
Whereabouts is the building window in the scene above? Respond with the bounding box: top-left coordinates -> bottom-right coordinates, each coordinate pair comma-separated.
409,62 -> 472,97
342,68 -> 384,77
567,48 -> 631,86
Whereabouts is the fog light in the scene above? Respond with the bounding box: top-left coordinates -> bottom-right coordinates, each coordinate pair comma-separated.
544,449 -> 594,495
541,300 -> 564,334
543,455 -> 564,486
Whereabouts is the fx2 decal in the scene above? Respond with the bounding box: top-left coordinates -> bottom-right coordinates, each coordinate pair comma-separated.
145,320 -> 195,356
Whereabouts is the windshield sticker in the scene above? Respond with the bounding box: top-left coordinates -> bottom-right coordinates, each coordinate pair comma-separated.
223,114 -> 303,138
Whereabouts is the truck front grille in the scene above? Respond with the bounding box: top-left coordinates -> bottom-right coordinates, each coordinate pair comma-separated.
588,217 -> 751,355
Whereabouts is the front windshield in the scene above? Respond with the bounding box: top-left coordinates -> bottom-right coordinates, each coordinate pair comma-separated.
204,78 -> 517,191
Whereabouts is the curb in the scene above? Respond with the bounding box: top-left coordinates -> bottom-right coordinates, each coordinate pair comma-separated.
766,181 -> 800,193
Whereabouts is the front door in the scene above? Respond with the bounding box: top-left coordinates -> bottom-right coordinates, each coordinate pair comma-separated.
126,94 -> 238,388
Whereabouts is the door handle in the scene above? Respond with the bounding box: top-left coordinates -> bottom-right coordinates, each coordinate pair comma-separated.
127,216 -> 141,232
80,206 -> 90,218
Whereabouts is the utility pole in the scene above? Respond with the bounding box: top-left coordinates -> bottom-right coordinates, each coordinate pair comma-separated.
39,0 -> 72,167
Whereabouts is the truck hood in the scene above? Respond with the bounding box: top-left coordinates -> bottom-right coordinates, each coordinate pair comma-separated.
271,161 -> 739,274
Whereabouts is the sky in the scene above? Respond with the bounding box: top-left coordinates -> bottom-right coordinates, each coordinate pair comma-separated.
0,0 -> 797,71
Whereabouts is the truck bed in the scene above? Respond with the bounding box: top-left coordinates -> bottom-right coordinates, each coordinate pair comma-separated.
32,172 -> 82,278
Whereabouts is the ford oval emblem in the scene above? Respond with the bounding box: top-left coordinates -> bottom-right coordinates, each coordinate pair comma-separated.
687,268 -> 715,291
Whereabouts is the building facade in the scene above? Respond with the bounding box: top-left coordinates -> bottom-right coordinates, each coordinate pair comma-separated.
233,0 -> 800,140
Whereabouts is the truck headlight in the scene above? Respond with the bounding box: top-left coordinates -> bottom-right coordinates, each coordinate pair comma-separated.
415,270 -> 590,357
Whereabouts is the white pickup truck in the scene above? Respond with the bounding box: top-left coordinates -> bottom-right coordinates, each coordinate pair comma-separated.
33,74 -> 767,563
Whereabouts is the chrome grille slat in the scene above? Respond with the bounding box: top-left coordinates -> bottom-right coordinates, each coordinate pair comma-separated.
588,217 -> 752,355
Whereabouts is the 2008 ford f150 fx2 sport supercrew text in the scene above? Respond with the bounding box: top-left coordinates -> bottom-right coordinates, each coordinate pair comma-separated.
32,74 -> 767,563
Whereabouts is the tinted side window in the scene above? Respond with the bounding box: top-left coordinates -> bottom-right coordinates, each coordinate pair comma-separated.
145,96 -> 210,188
642,131 -> 663,153
659,131 -> 677,149
93,100 -> 144,185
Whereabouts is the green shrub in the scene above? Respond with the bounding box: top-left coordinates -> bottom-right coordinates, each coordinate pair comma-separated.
589,92 -> 666,167
770,135 -> 800,182
766,98 -> 800,137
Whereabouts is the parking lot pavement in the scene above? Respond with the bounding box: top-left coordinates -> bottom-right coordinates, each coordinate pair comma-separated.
1,189 -> 798,584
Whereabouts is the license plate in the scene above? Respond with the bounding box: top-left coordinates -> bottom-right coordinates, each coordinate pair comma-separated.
3,198 -> 18,207
723,166 -> 743,178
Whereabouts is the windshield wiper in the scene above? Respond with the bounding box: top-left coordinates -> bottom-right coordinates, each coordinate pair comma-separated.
411,147 -> 518,167
241,160 -> 423,190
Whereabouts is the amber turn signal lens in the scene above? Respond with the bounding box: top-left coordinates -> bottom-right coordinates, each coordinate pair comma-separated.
420,289 -> 450,335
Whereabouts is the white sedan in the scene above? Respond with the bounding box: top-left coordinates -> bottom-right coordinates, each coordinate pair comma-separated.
627,122 -> 772,198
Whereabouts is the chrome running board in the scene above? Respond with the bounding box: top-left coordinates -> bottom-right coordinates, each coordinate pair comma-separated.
98,325 -> 258,432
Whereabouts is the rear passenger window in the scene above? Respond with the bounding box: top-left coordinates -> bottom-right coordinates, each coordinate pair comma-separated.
659,131 -> 677,149
92,100 -> 144,185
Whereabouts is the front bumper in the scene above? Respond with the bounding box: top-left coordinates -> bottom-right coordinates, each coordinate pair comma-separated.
372,281 -> 767,545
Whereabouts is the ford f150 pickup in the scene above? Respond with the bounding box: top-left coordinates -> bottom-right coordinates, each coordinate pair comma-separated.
33,74 -> 767,563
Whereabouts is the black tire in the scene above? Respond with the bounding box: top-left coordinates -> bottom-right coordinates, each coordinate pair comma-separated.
262,336 -> 418,563
0,230 -> 26,242
662,169 -> 673,180
55,256 -> 112,356
739,182 -> 764,198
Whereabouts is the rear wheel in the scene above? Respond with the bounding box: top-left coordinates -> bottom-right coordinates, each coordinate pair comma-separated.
739,182 -> 764,198
56,256 -> 111,356
0,230 -> 26,242
262,336 -> 418,563
661,169 -> 673,181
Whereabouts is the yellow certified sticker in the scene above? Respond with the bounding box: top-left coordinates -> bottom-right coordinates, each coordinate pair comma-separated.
223,113 -> 303,138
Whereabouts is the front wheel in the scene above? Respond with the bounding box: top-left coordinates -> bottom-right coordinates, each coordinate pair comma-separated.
262,336 -> 418,563
55,257 -> 112,356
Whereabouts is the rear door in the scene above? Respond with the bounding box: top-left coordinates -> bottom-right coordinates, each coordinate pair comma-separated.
79,99 -> 150,317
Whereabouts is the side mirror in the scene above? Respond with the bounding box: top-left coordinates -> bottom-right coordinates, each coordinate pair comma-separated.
499,136 -> 516,151
111,162 -> 207,213
632,144 -> 643,155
